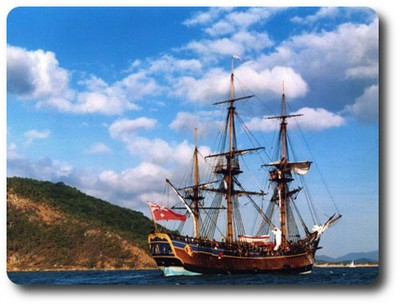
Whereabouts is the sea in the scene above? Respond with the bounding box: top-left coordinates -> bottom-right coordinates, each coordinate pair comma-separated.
7,267 -> 379,286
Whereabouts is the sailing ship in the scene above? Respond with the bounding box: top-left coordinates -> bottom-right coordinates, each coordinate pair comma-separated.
148,56 -> 341,276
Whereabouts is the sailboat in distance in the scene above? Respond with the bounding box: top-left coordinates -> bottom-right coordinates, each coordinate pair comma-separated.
148,56 -> 342,276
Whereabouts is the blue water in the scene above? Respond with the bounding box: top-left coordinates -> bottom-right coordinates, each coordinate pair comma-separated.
7,267 -> 378,285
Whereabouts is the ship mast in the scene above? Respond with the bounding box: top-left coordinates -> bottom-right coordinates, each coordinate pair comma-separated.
192,128 -> 200,238
265,83 -> 303,244
278,85 -> 289,243
205,56 -> 264,244
226,56 -> 236,244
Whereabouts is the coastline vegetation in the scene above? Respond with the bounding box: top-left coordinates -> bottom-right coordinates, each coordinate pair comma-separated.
7,177 -> 157,271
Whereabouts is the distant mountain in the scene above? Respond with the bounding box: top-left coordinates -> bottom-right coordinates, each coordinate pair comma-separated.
316,250 -> 379,263
7,177 -> 158,271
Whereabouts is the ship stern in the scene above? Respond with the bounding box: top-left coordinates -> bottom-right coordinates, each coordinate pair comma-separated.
148,232 -> 201,276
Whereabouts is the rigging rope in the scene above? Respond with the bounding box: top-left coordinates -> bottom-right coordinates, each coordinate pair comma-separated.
286,102 -> 341,215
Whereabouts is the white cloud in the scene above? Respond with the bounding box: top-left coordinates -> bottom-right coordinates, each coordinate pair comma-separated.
73,72 -> 157,115
343,84 -> 378,123
126,137 -> 175,165
7,46 -> 161,115
108,117 -> 157,141
147,54 -> 202,75
181,7 -> 280,60
7,45 -> 73,101
246,107 -> 345,132
24,129 -> 51,145
236,64 -> 308,98
173,67 -> 230,103
98,162 -> 169,195
169,111 -> 222,138
186,7 -> 282,37
291,7 -> 339,24
84,142 -> 112,155
82,140 -> 211,208
245,116 -> 279,132
268,17 -> 378,81
7,7 -> 378,211
173,63 -> 308,104
183,7 -> 233,27
108,116 -> 209,166
185,31 -> 273,59
292,107 -> 345,130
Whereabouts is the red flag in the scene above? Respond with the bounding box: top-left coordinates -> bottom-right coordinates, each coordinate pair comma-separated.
148,202 -> 187,222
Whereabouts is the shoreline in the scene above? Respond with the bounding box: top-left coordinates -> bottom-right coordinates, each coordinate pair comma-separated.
315,263 -> 379,268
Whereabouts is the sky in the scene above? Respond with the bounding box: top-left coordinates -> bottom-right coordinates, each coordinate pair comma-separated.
6,6 -> 379,258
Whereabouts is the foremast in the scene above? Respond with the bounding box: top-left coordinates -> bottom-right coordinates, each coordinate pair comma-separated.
265,85 -> 307,245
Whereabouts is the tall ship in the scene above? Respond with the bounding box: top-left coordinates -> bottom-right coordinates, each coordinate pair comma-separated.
148,57 -> 341,276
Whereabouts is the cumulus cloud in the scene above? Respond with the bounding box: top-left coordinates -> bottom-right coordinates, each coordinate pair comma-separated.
173,63 -> 308,104
7,46 -> 161,115
7,45 -> 73,101
90,139 -> 211,208
266,17 -> 378,81
7,7 -> 378,211
98,162 -> 169,195
108,117 -> 157,141
185,31 -> 273,59
245,116 -> 279,132
292,107 -> 345,130
343,84 -> 378,123
108,116 -> 212,166
181,7 -> 282,61
246,107 -> 345,132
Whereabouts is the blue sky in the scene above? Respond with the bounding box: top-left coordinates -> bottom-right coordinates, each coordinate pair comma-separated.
6,6 -> 378,257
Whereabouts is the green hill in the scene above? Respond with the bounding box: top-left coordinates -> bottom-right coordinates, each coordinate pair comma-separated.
7,177 -> 157,271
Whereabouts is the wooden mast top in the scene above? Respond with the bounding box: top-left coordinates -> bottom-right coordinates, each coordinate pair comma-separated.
226,56 -> 237,243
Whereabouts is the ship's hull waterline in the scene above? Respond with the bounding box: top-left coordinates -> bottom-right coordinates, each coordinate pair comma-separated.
149,233 -> 318,276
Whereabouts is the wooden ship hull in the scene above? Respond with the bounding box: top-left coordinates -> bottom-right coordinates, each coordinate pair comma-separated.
149,232 -> 319,275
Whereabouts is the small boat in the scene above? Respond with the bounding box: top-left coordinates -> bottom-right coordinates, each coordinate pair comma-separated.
147,56 -> 341,276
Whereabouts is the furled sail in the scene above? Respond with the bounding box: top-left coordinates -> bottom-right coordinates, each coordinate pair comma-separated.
290,161 -> 312,175
264,160 -> 312,175
238,235 -> 270,243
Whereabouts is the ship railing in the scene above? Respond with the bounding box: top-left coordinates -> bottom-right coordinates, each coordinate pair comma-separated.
168,233 -> 312,257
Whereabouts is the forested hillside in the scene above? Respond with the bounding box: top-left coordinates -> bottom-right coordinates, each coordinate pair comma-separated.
7,177 -> 157,271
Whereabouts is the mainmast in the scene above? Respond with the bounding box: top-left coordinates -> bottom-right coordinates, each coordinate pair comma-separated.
226,56 -> 236,244
205,56 -> 263,244
278,88 -> 289,243
192,128 -> 200,238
